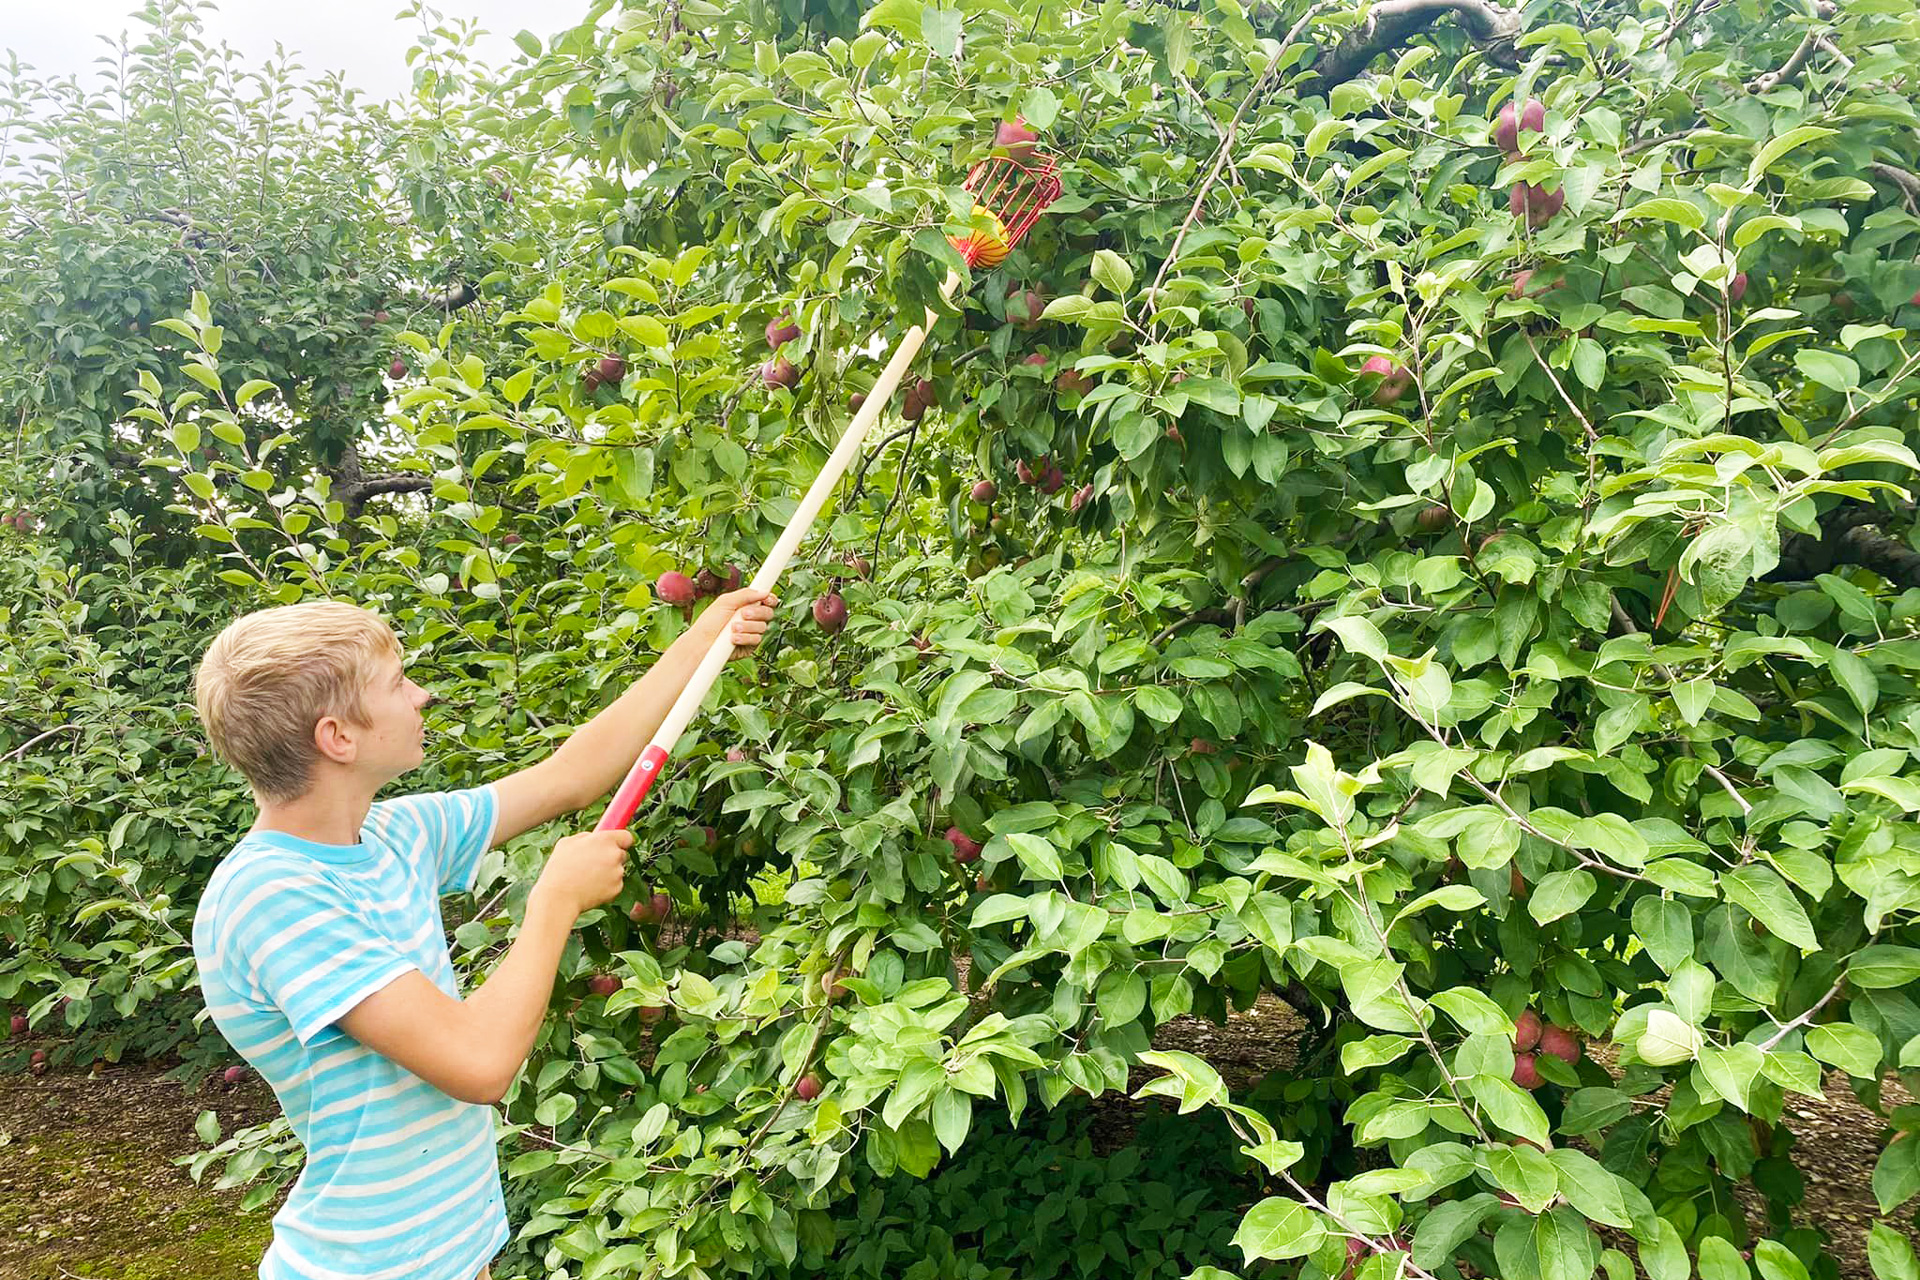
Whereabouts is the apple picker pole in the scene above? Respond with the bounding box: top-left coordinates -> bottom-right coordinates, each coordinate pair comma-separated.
596,151 -> 1062,833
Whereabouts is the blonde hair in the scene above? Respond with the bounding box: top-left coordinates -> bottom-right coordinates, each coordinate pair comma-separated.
194,601 -> 401,803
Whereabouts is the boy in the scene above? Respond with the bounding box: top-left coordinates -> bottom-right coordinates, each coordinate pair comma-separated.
190,587 -> 776,1280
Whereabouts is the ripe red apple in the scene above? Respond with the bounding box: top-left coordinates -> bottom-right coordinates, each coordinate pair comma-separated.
1512,1052 -> 1543,1090
844,552 -> 871,578
994,116 -> 1038,162
1493,98 -> 1546,156
1910,286 -> 1920,307
30,1048 -> 48,1076
946,826 -> 983,862
223,1065 -> 248,1085
501,532 -> 521,545
1727,272 -> 1749,304
813,591 -> 848,633
8,1014 -> 25,1035
795,1073 -> 824,1100
1070,482 -> 1094,513
1511,864 -> 1528,897
1056,368 -> 1093,397
721,564 -> 742,593
761,357 -> 800,390
971,479 -> 997,503
1362,356 -> 1414,405
1191,738 -> 1219,755
850,391 -> 867,412
388,357 -> 408,379
1165,424 -> 1185,445
693,568 -> 722,597
725,747 -> 747,763
1509,182 -> 1564,228
1015,458 -> 1036,484
1416,505 -> 1451,532
766,314 -> 801,348
1005,287 -> 1046,330
630,897 -> 659,924
1508,268 -> 1565,300
639,1004 -> 665,1024
588,973 -> 620,997
1538,1024 -> 1582,1065
1039,464 -> 1064,495
581,368 -> 602,392
657,571 -> 696,606
650,892 -> 672,921
1021,352 -> 1049,369
597,355 -> 626,385
900,376 -> 936,422
1513,1008 -> 1543,1051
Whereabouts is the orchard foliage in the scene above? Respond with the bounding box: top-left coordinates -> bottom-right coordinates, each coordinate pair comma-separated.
8,0 -> 1920,1278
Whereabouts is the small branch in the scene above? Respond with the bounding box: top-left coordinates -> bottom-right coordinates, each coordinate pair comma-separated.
1756,974 -> 1848,1053
1869,163 -> 1920,214
4,724 -> 81,763
1521,330 -> 1598,443
1152,607 -> 1236,646
849,421 -> 918,498
1147,4 -> 1327,316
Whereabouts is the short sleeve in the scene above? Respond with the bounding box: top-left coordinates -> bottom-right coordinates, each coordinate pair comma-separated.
217,869 -> 417,1046
366,784 -> 500,896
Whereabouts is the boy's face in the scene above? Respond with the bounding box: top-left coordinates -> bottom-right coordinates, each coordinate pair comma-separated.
355,651 -> 434,781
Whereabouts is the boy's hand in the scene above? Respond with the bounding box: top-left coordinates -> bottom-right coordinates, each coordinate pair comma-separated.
704,587 -> 778,661
531,829 -> 634,920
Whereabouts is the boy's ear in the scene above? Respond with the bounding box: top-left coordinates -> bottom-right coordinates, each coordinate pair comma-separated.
311,714 -> 359,765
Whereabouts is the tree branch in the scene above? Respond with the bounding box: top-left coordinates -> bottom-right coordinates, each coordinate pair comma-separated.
1770,501 -> 1920,588
1869,163 -> 1920,215
1309,0 -> 1523,87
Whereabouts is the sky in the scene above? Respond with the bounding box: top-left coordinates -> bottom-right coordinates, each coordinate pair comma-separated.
2,0 -> 561,105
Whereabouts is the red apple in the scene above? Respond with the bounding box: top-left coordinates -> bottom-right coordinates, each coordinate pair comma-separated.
1727,272 -> 1749,304
1005,287 -> 1046,330
693,568 -> 722,597
721,564 -> 742,593
761,357 -> 800,390
656,571 -> 697,606
639,1004 -> 665,1024
1362,356 -> 1414,405
388,357 -> 408,379
1511,865 -> 1527,897
223,1065 -> 248,1085
945,826 -> 983,862
588,973 -> 619,997
1494,98 -> 1545,156
597,355 -> 626,385
766,314 -> 801,348
8,1015 -> 24,1035
1416,505 -> 1451,532
1910,287 -> 1920,307
1069,482 -> 1094,513
1538,1024 -> 1582,1065
971,479 -> 997,503
1512,1052 -> 1543,1090
850,391 -> 867,412
1513,1008 -> 1543,1051
844,553 -> 871,578
1191,738 -> 1219,755
1021,352 -> 1050,369
725,747 -> 748,763
795,1073 -> 823,1100
813,591 -> 848,633
1509,182 -> 1564,228
1056,368 -> 1093,397
30,1048 -> 48,1076
994,116 -> 1038,162
1039,464 -> 1064,495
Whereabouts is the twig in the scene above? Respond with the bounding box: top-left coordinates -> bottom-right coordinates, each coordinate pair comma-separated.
1147,4 -> 1327,322
1756,973 -> 1848,1052
3,724 -> 82,763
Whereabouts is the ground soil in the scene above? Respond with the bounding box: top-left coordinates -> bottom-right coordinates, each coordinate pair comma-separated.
0,996 -> 1902,1279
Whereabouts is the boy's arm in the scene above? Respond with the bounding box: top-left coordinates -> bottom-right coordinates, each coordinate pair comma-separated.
488,588 -> 776,848
338,830 -> 632,1104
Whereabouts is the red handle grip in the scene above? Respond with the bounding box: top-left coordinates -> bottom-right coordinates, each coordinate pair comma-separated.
596,744 -> 671,832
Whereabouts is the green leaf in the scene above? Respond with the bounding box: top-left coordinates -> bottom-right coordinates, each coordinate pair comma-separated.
1529,869 -> 1597,924
1548,1148 -> 1633,1228
1876,1136 -> 1920,1214
1747,125 -> 1838,185
1794,349 -> 1861,393
920,6 -> 962,56
1233,1197 -> 1325,1262
1616,198 -> 1704,232
1851,946 -> 1920,988
1470,1074 -> 1552,1147
1869,1222 -> 1920,1280
1018,85 -> 1060,131
1720,865 -> 1817,950
1805,1022 -> 1882,1078
1091,249 -> 1134,297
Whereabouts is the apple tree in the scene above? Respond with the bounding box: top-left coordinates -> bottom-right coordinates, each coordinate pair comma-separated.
106,0 -> 1920,1276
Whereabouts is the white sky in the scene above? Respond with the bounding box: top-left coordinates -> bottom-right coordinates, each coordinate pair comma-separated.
2,0 -> 563,104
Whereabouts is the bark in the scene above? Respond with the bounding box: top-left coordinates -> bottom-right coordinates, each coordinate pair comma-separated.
1308,0 -> 1524,87
329,442 -> 432,517
1769,501 -> 1920,590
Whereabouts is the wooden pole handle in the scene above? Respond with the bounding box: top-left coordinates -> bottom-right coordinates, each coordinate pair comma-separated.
595,273 -> 961,831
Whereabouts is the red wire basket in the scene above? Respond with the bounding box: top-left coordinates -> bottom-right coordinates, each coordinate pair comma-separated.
949,153 -> 1063,269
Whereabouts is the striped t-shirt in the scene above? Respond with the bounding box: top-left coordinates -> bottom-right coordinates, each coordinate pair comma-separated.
192,784 -> 508,1280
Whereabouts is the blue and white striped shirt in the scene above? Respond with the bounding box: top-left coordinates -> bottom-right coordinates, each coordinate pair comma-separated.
192,785 -> 507,1280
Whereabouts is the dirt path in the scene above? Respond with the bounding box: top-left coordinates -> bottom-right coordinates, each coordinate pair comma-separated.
0,1060 -> 282,1280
